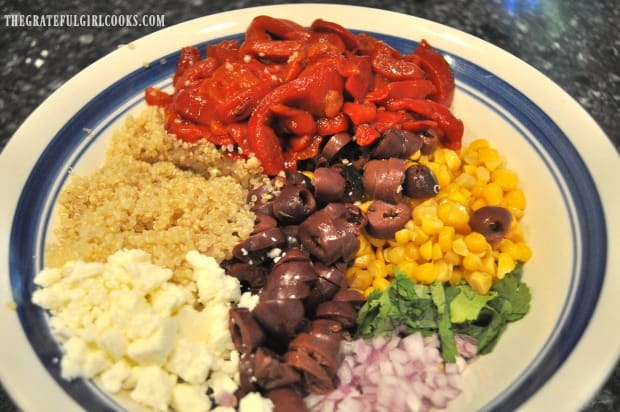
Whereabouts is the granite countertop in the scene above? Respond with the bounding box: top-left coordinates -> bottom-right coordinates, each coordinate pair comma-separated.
0,0 -> 618,411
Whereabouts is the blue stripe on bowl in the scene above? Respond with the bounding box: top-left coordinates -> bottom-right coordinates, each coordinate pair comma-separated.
9,31 -> 607,411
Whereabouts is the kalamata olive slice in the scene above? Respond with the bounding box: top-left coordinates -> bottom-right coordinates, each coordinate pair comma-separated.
284,350 -> 335,394
226,262 -> 267,290
339,163 -> 364,202
469,206 -> 513,243
254,347 -> 301,390
313,167 -> 346,203
320,132 -> 352,163
420,130 -> 440,154
365,200 -> 412,239
272,185 -> 317,225
229,308 -> 266,354
314,300 -> 358,328
299,208 -> 359,265
362,158 -> 406,203
253,298 -> 306,342
252,213 -> 278,234
232,227 -> 286,264
403,164 -> 440,198
372,128 -> 423,159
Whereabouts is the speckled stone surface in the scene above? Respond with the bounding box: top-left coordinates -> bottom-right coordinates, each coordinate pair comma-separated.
0,0 -> 618,411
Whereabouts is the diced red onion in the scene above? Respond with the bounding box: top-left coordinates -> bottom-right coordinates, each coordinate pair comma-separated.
304,332 -> 476,412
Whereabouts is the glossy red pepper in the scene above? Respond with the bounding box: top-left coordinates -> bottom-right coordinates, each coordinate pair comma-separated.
173,46 -> 201,85
387,98 -> 463,149
344,55 -> 372,103
247,58 -> 344,175
343,102 -> 377,125
371,42 -> 425,81
365,79 -> 436,103
413,39 -> 455,106
145,86 -> 172,106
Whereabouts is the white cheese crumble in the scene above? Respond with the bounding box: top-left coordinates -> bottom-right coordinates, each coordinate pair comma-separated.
32,249 -> 272,412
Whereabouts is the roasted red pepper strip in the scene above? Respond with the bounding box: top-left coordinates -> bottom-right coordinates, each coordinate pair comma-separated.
173,46 -> 201,85
310,19 -> 360,51
413,39 -> 455,106
371,42 -> 425,81
354,124 -> 381,146
247,58 -> 343,175
316,112 -> 349,136
145,87 -> 172,106
365,79 -> 436,103
387,98 -> 463,149
343,102 -> 377,125
344,55 -> 372,103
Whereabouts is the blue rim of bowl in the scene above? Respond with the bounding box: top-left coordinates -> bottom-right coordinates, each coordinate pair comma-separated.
8,31 -> 607,411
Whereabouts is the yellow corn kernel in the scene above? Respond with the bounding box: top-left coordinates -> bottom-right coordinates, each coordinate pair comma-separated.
516,242 -> 533,262
386,246 -> 407,265
483,182 -> 504,205
413,200 -> 437,222
301,171 -> 314,180
447,189 -> 469,206
434,149 -> 446,164
453,172 -> 476,189
394,228 -> 411,244
372,277 -> 391,292
469,271 -> 493,294
368,235 -> 387,248
481,255 -> 496,276
358,234 -> 372,255
463,254 -> 482,271
470,197 -> 487,211
435,260 -> 451,282
432,243 -> 443,260
409,149 -> 421,161
452,237 -> 469,256
496,253 -> 516,279
413,262 -> 438,284
358,200 -> 374,213
492,168 -> 519,191
450,268 -> 463,285
438,226 -> 455,252
463,164 -> 477,175
353,254 -> 374,268
478,147 -> 502,170
375,246 -> 385,263
475,166 -> 491,183
462,149 -> 479,165
420,240 -> 433,261
421,216 -> 444,235
412,226 -> 430,245
504,189 -> 526,210
436,165 -> 452,187
443,250 -> 461,266
404,243 -> 421,261
469,138 -> 490,150
368,259 -> 388,278
349,269 -> 373,290
363,287 -> 375,297
437,200 -> 470,231
399,260 -> 417,278
465,232 -> 488,254
444,149 -> 462,171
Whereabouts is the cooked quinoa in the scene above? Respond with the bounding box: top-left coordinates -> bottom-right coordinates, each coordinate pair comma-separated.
45,107 -> 265,284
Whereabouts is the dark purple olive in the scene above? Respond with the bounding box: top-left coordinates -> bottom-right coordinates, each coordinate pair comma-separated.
252,213 -> 278,234
226,262 -> 267,290
253,298 -> 306,341
272,185 -> 317,225
253,348 -> 301,390
320,132 -> 352,163
372,128 -> 423,159
232,227 -> 286,264
420,130 -> 440,155
299,207 -> 360,265
362,158 -> 407,203
313,167 -> 346,203
314,300 -> 358,329
469,206 -> 513,243
365,200 -> 412,239
403,164 -> 440,199
229,308 -> 266,354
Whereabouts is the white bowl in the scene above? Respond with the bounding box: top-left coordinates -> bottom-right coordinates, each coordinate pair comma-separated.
0,4 -> 618,411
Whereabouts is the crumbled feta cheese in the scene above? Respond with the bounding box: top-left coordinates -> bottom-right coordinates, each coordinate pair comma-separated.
130,366 -> 176,412
166,338 -> 214,384
238,392 -> 274,412
31,249 -> 268,412
171,383 -> 211,412
238,292 -> 259,311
